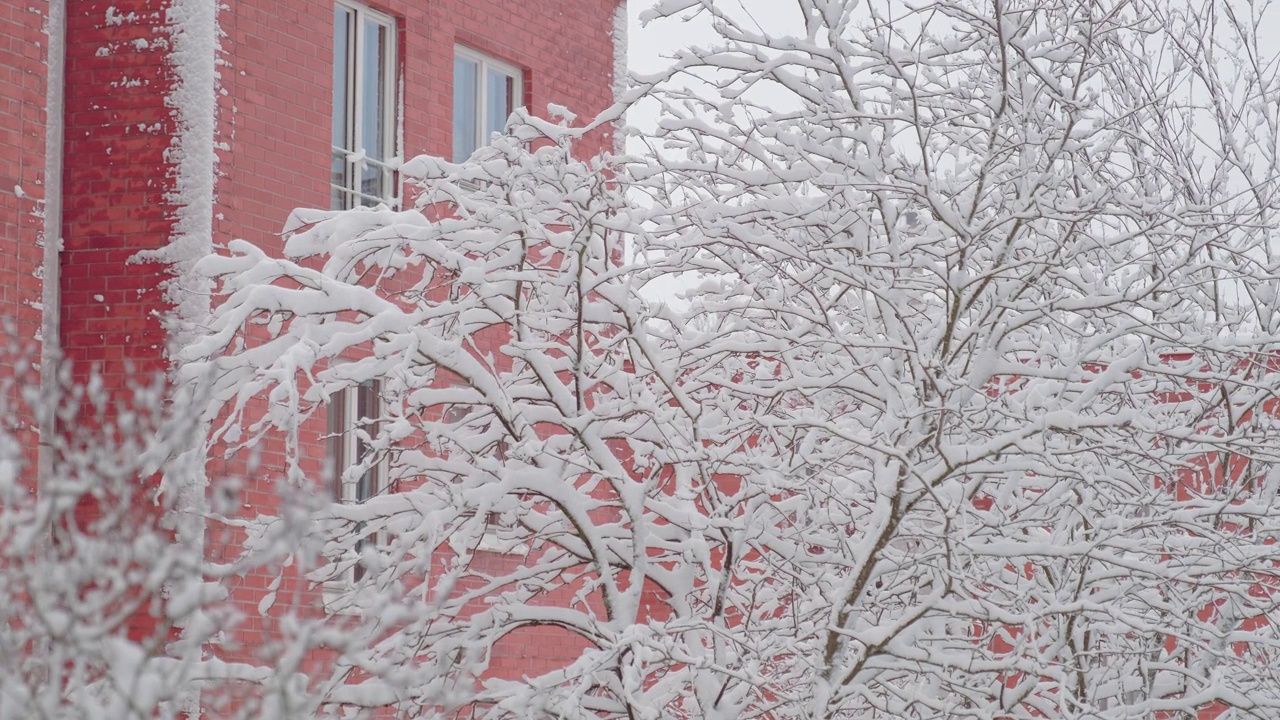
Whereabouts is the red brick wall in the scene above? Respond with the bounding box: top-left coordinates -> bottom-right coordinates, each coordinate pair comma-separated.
0,1 -> 48,334
54,0 -> 621,443
60,0 -> 174,386
212,0 -> 624,682
218,0 -> 620,250
56,2 -> 182,650
0,1 -> 53,446
47,0 -> 624,700
19,1 -> 1278,715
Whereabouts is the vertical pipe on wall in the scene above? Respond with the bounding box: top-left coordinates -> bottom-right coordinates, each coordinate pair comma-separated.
38,0 -> 67,486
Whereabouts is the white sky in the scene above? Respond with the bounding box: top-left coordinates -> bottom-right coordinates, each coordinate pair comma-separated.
619,0 -> 1280,311
626,0 -> 806,75
623,0 -> 1280,115
623,0 -> 806,132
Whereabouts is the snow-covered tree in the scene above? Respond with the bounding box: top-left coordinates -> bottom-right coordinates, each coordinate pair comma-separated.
0,350 -> 269,720
191,0 -> 1280,718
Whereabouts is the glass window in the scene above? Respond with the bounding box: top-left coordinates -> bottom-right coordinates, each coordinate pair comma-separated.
332,2 -> 397,209
452,56 -> 479,163
452,48 -> 522,162
326,379 -> 384,505
485,67 -> 514,140
327,379 -> 383,582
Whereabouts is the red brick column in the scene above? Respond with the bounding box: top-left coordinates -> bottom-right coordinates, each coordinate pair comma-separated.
60,0 -> 174,388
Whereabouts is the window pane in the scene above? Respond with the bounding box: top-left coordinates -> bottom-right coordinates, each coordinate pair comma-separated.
361,20 -> 387,162
327,390 -> 347,501
331,153 -> 348,209
332,6 -> 353,210
453,56 -> 479,161
355,380 -> 379,503
485,68 -> 514,140
360,162 -> 384,201
332,7 -> 352,150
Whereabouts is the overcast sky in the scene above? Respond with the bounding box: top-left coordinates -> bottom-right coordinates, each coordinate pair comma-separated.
622,0 -> 1280,107
626,0 -> 805,76
623,0 -> 803,132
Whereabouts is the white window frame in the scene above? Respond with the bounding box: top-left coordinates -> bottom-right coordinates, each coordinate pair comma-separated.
332,1 -> 399,209
325,379 -> 388,599
327,379 -> 387,505
452,46 -> 523,162
476,510 -> 529,555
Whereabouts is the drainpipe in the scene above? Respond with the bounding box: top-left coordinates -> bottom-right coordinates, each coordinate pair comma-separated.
38,0 -> 66,487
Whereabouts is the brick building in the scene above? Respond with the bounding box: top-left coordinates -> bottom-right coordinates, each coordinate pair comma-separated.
1,0 -> 626,710
2,0 -> 621,394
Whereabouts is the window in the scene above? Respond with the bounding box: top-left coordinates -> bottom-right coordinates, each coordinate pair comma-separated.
332,1 -> 397,209
327,379 -> 384,505
327,379 -> 384,582
453,47 -> 522,162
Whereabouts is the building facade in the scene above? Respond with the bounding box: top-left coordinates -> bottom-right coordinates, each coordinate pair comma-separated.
44,0 -> 622,390
1,0 -> 625,711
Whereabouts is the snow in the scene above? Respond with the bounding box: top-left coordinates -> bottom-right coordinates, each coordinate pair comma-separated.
103,6 -> 137,27
132,0 -> 219,355
611,0 -> 627,154
16,0 -> 1280,718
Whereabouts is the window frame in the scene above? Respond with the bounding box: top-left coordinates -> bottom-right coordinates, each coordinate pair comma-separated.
327,378 -> 387,506
325,378 -> 388,596
452,45 -> 524,162
332,0 -> 400,209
